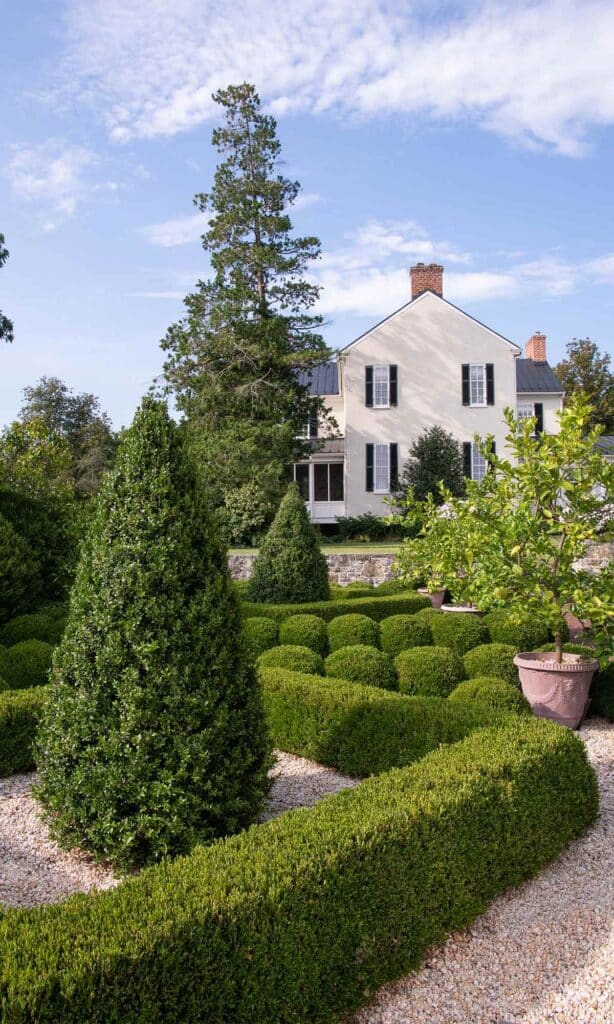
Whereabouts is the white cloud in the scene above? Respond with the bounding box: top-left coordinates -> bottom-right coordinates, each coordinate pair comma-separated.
138,212 -> 209,247
57,0 -> 614,155
6,140 -> 118,227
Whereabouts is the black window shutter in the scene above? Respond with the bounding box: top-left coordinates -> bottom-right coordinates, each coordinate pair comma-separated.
389,443 -> 398,490
389,365 -> 398,406
534,402 -> 544,435
462,364 -> 470,405
463,442 -> 472,478
486,364 -> 495,405
365,366 -> 373,407
366,443 -> 374,492
308,414 -> 318,438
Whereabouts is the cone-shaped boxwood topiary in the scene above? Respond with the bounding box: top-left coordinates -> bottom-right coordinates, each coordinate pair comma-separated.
449,677 -> 532,714
0,513 -> 40,624
395,646 -> 465,697
279,614 -> 328,656
325,644 -> 397,690
258,644 -> 324,675
428,613 -> 487,656
0,612 -> 66,647
247,484 -> 329,604
483,610 -> 551,651
35,398 -> 271,871
379,615 -> 432,657
0,640 -> 53,690
463,643 -> 519,687
242,617 -> 279,658
328,614 -> 379,652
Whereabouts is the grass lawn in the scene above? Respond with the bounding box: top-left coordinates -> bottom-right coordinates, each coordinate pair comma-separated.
230,542 -> 402,555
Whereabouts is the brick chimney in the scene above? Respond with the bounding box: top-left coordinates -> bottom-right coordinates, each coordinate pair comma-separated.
410,262 -> 443,299
525,332 -> 547,363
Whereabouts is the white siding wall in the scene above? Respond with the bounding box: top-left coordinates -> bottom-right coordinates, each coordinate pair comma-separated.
517,393 -> 564,434
341,292 -> 520,517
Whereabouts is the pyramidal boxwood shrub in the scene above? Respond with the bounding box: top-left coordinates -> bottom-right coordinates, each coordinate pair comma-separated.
279,614 -> 328,656
449,677 -> 532,714
35,398 -> 271,871
247,484 -> 330,604
379,615 -> 432,658
327,613 -> 379,652
463,643 -> 519,687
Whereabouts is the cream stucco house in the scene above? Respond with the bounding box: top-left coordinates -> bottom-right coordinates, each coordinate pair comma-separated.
295,262 -> 564,524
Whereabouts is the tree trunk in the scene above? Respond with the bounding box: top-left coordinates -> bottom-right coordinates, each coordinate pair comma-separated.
554,630 -> 563,663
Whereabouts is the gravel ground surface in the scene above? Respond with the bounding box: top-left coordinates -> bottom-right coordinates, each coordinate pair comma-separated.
350,717 -> 614,1024
0,750 -> 358,908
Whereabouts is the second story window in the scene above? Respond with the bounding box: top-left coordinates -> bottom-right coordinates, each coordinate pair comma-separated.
462,363 -> 495,407
365,365 -> 398,408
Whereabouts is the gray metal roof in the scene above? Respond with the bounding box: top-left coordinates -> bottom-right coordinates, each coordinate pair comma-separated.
516,359 -> 563,393
298,361 -> 339,395
595,435 -> 614,457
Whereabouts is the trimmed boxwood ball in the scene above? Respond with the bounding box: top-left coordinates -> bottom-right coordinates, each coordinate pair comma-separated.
373,580 -> 407,596
325,644 -> 397,690
463,643 -> 519,687
247,484 -> 330,604
258,645 -> 324,675
395,646 -> 465,697
242,616 -> 279,658
449,677 -> 532,714
428,613 -> 487,656
414,607 -> 444,620
0,640 -> 53,691
0,612 -> 66,647
380,615 -> 433,657
483,610 -> 551,650
279,614 -> 328,656
327,614 -> 379,652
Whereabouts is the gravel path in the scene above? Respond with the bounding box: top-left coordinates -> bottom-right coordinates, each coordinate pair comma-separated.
350,717 -> 614,1024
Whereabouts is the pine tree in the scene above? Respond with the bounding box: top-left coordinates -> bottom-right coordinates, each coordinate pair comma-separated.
248,483 -> 330,603
161,83 -> 331,541
36,398 -> 271,870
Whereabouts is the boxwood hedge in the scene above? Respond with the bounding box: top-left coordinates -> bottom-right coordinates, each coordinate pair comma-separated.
428,613 -> 488,656
279,615 -> 329,655
379,615 -> 432,657
242,616 -> 279,658
0,686 -> 47,776
395,646 -> 465,697
0,611 -> 66,647
0,717 -> 597,1024
258,645 -> 324,676
483,610 -> 554,650
327,614 -> 379,652
449,677 -> 532,715
242,592 -> 430,623
324,645 -> 397,691
0,640 -> 54,691
463,643 -> 519,687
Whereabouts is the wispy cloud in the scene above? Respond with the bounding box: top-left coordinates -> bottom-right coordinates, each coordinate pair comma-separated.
6,140 -> 119,228
138,212 -> 209,247
57,0 -> 614,155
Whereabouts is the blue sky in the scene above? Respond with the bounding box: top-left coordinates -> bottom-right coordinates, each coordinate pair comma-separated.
2,0 -> 614,429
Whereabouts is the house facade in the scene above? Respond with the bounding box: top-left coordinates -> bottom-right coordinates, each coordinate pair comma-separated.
296,263 -> 564,523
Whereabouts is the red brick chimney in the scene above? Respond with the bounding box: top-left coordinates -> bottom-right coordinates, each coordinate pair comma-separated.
410,262 -> 443,299
525,332 -> 547,363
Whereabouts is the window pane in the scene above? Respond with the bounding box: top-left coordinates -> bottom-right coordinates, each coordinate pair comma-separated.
471,443 -> 486,481
470,364 -> 485,405
374,443 -> 390,491
374,365 -> 389,407
314,463 -> 329,501
517,404 -> 534,421
329,463 -> 344,501
294,463 -> 309,500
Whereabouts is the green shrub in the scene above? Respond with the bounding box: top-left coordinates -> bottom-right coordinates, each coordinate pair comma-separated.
35,398 -> 271,872
538,643 -> 597,656
242,592 -> 430,624
395,646 -> 465,697
242,616 -> 279,658
0,611 -> 66,647
0,686 -> 48,776
483,610 -> 551,650
450,677 -> 531,714
279,615 -> 328,656
0,488 -> 80,604
379,615 -> 432,657
463,643 -> 519,687
327,614 -> 379,652
414,606 -> 444,620
258,645 -> 324,675
324,645 -> 397,690
0,718 -> 597,1024
373,579 -> 408,596
0,640 -> 53,690
330,583 -> 374,601
0,512 -> 40,623
590,661 -> 614,721
233,579 -> 251,597
247,485 -> 330,604
428,613 -> 487,656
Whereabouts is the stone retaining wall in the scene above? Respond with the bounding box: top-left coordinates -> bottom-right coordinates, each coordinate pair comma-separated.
229,540 -> 612,585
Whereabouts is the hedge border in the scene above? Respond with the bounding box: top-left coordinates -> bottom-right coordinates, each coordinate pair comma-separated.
0,687 -> 48,777
242,592 -> 430,623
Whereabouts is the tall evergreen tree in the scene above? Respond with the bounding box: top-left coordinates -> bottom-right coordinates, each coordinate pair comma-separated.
555,338 -> 614,433
161,83 -> 331,540
0,233 -> 13,343
36,398 -> 271,870
394,426 -> 466,505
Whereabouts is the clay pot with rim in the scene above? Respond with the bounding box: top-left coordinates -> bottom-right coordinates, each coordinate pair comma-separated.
418,588 -> 446,609
513,651 -> 599,729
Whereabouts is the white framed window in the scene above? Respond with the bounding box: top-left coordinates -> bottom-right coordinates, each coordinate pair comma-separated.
373,365 -> 390,408
374,443 -> 390,492
313,462 -> 344,502
517,403 -> 534,421
471,443 -> 487,482
470,364 -> 486,407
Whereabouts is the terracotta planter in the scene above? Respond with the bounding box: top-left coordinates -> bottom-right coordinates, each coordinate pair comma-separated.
441,603 -> 482,615
514,652 -> 599,729
418,588 -> 446,609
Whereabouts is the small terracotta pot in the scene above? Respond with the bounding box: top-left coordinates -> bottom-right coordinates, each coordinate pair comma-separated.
514,652 -> 599,729
418,588 -> 446,609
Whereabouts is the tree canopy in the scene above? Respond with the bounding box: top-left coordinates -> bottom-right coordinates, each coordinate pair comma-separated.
555,338 -> 614,433
394,425 -> 465,505
0,233 -> 13,343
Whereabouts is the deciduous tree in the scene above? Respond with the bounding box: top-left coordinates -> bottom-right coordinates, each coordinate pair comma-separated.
555,338 -> 614,433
